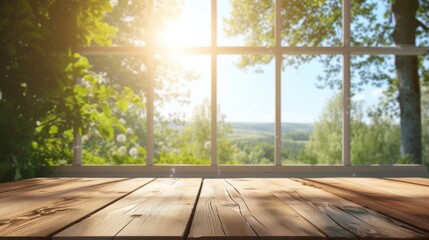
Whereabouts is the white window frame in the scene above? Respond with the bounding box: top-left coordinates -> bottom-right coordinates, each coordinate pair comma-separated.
68,0 -> 429,177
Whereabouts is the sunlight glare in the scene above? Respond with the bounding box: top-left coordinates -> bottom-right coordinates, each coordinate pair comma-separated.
159,21 -> 196,47
157,0 -> 209,48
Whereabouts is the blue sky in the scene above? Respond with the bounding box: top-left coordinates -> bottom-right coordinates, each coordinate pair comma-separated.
158,0 -> 389,123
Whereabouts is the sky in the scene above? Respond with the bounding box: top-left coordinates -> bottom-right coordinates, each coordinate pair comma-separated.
158,0 -> 391,124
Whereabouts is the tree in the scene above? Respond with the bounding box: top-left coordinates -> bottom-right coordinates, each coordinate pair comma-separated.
392,0 -> 423,164
84,1 -> 203,165
301,93 -> 406,164
225,0 -> 429,164
298,93 -> 343,164
154,99 -> 236,164
0,0 -> 140,181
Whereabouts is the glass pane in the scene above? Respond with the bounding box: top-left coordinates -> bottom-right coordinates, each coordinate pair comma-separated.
154,0 -> 211,47
107,0 -> 150,46
218,0 -> 274,46
351,1 -> 392,47
282,55 -> 343,164
82,56 -> 147,164
351,0 -> 428,47
218,55 -> 275,164
351,55 -> 425,165
154,55 -> 211,164
105,0 -> 210,47
422,55 -> 429,167
281,0 -> 342,46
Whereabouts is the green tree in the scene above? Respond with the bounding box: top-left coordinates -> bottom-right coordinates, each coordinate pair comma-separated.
298,94 -> 343,164
300,93 -> 407,164
83,1 -> 201,165
155,99 -> 235,164
226,0 -> 429,164
0,0 -> 132,181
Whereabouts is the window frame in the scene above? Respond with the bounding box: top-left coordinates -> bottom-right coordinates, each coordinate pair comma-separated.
73,0 -> 428,169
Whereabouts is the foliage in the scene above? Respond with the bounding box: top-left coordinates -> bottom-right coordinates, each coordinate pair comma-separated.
82,104 -> 146,165
226,0 -> 429,164
226,0 -> 427,83
0,0 -> 193,176
155,99 -> 235,165
292,93 -> 413,165
297,94 -> 343,164
0,0 -> 144,181
81,1 -> 202,165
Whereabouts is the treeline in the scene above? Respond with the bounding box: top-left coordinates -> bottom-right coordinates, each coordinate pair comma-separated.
81,91 -> 429,166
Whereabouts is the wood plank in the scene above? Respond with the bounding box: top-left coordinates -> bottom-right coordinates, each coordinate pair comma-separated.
263,178 -> 425,239
296,178 -> 429,233
54,178 -> 202,240
0,178 -> 153,239
339,178 -> 429,202
190,179 -> 325,239
0,178 -> 122,218
386,177 -> 429,187
0,178 -> 70,194
188,179 -> 258,240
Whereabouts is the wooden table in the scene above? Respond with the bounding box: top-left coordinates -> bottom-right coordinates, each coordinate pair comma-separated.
0,178 -> 428,239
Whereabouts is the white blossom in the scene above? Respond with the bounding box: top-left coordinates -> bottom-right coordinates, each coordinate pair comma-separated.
116,134 -> 127,143
58,159 -> 67,165
118,146 -> 127,155
82,135 -> 90,142
126,128 -> 134,135
204,141 -> 211,149
119,118 -> 126,124
129,147 -> 138,157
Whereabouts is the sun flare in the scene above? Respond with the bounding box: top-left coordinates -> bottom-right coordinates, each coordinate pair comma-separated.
159,20 -> 197,48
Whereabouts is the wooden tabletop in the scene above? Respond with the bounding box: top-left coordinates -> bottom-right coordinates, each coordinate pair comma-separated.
0,177 -> 428,239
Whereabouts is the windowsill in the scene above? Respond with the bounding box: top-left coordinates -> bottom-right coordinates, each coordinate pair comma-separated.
51,164 -> 428,178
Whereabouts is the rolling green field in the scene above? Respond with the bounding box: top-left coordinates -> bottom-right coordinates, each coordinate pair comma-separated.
227,122 -> 313,143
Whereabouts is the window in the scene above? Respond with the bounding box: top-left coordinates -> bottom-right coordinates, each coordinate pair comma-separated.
76,0 -> 428,167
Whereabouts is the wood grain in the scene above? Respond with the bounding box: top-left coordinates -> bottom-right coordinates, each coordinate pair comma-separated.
0,178 -> 153,239
1,177 -> 428,240
339,178 -> 429,203
0,178 -> 119,218
54,178 -> 202,240
0,178 -> 70,194
297,178 -> 429,233
386,177 -> 429,187
189,179 -> 325,240
264,178 -> 425,239
188,179 -> 258,240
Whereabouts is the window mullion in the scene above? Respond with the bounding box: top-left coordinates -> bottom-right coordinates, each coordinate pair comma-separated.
73,76 -> 83,166
275,0 -> 282,166
146,0 -> 154,166
342,0 -> 351,166
211,0 -> 218,166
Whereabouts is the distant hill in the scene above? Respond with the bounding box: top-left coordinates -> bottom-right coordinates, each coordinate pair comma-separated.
229,122 -> 313,133
227,122 -> 313,142
167,121 -> 313,142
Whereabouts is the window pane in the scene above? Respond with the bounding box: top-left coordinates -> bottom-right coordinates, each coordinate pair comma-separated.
218,1 -> 274,46
351,1 -> 392,47
107,0 -> 150,46
82,56 -> 147,164
105,0 -> 210,47
351,1 -> 428,47
281,0 -> 342,46
350,55 -> 424,165
154,55 -> 211,164
218,55 -> 275,164
422,55 -> 429,166
282,55 -> 343,164
154,0 -> 211,47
